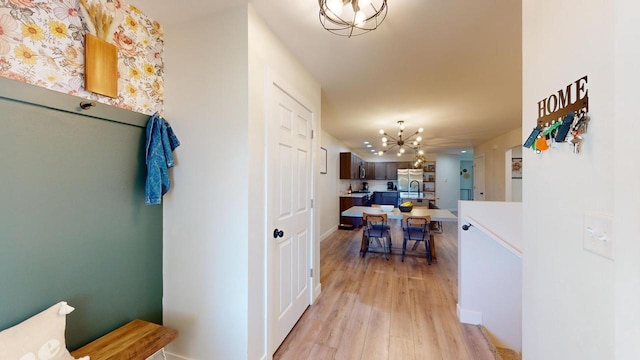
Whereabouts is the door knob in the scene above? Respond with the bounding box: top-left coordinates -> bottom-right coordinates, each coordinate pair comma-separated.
273,228 -> 284,238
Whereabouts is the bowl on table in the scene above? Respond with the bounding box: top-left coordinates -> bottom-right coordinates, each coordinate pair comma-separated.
399,204 -> 413,212
379,205 -> 394,212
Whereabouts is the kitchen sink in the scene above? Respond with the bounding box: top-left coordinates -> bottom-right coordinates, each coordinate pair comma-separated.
399,192 -> 421,199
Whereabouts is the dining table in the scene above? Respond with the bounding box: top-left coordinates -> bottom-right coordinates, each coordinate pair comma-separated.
341,206 -> 458,262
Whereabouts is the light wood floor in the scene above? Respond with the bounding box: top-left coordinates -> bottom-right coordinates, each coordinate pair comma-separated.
273,220 -> 498,360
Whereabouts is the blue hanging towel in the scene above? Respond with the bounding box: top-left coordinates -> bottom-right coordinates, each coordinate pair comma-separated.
145,113 -> 180,205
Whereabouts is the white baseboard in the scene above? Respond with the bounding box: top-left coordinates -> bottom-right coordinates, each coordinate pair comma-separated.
313,283 -> 322,303
167,351 -> 268,360
320,226 -> 338,242
457,303 -> 483,325
165,352 -> 197,360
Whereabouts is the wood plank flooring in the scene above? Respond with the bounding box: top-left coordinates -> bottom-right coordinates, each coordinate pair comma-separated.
274,220 -> 498,360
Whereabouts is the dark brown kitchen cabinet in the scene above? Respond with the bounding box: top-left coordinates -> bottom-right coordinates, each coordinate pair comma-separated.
386,162 -> 398,180
340,152 -> 366,179
374,162 -> 387,180
366,162 -> 376,180
352,154 -> 362,179
339,195 -> 368,227
340,152 -> 358,179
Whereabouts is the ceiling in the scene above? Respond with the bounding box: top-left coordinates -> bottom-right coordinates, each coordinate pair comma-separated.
133,0 -> 522,161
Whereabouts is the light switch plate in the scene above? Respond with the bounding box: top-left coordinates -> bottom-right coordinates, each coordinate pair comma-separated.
583,211 -> 614,260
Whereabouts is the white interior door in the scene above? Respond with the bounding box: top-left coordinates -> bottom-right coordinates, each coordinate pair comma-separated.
267,81 -> 312,353
473,155 -> 485,201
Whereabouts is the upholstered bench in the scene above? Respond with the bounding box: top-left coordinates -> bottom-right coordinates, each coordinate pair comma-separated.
71,319 -> 178,360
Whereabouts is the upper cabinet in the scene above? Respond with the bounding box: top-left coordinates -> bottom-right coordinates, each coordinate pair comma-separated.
374,162 -> 387,180
340,154 -> 423,181
340,152 -> 364,179
366,162 -> 376,180
386,162 -> 398,180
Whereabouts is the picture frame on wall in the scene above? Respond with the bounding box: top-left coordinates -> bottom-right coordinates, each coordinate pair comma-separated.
512,157 -> 522,179
320,147 -> 327,174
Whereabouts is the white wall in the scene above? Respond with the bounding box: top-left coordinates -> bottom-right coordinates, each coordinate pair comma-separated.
613,1 -> 640,358
435,154 -> 461,211
522,0 -> 620,359
162,5 -> 322,360
163,6 -> 249,360
474,128 -> 522,201
247,8 -> 322,358
319,131 -> 349,241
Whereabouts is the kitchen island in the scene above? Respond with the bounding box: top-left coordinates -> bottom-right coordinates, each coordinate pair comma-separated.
399,191 -> 435,207
341,206 -> 457,261
341,206 -> 456,222
339,193 -> 370,228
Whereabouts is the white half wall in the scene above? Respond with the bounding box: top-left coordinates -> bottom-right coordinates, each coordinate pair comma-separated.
458,201 -> 522,351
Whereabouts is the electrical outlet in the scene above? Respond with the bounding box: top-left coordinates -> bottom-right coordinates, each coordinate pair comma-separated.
583,212 -> 614,260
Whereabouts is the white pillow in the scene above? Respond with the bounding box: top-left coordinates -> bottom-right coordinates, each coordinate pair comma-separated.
0,301 -> 88,360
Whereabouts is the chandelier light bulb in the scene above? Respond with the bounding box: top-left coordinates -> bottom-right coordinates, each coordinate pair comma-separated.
318,0 -> 387,38
354,10 -> 366,26
379,129 -> 385,134
418,128 -> 424,133
377,120 -> 426,162
326,0 -> 343,16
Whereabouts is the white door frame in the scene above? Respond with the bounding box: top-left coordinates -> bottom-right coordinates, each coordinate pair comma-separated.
473,154 -> 486,201
505,148 -> 513,201
264,68 -> 317,357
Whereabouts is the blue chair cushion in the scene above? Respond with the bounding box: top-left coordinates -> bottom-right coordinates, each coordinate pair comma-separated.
371,224 -> 391,230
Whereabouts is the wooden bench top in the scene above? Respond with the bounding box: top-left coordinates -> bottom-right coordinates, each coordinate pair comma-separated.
71,319 -> 178,360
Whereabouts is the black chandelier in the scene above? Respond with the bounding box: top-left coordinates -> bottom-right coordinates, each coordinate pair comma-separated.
318,0 -> 388,38
378,120 -> 425,158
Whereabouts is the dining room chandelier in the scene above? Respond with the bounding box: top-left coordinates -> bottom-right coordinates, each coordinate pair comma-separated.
377,120 -> 425,157
318,0 -> 388,38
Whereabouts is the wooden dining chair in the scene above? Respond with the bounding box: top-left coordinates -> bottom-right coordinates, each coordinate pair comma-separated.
361,212 -> 392,260
401,214 -> 432,264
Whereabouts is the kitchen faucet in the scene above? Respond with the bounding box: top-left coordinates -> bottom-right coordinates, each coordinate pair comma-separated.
409,180 -> 421,196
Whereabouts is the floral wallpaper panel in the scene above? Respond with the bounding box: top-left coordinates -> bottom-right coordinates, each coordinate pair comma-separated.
0,0 -> 163,115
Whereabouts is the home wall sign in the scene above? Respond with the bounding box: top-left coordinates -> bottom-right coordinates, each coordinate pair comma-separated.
524,75 -> 591,154
537,75 -> 589,125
